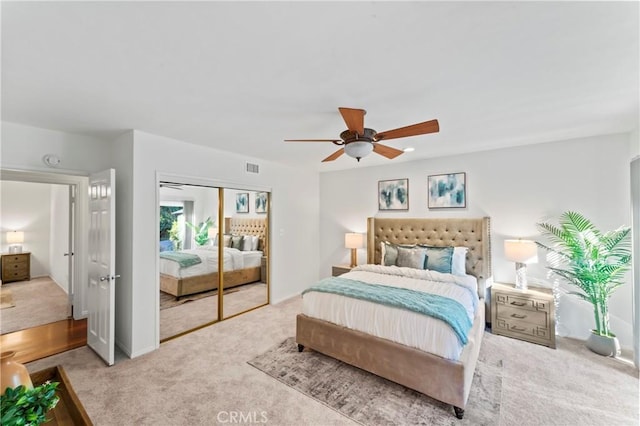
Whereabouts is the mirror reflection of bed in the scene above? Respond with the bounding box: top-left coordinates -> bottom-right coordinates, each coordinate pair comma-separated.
158,183 -> 268,341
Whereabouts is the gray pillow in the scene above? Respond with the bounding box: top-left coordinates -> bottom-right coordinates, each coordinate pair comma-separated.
396,247 -> 428,270
419,245 -> 454,273
230,235 -> 244,250
382,242 -> 416,266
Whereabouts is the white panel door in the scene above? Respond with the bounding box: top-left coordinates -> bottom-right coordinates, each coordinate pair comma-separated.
87,169 -> 116,365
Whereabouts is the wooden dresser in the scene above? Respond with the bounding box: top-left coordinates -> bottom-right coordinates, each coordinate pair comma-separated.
491,282 -> 556,348
1,252 -> 31,283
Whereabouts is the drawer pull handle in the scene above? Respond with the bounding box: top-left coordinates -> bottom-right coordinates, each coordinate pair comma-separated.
510,325 -> 526,332
510,301 -> 526,307
511,313 -> 526,319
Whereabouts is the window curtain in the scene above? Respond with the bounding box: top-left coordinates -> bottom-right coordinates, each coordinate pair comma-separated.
183,200 -> 194,250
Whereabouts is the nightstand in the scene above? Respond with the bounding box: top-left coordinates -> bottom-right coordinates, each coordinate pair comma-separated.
491,282 -> 556,349
1,252 -> 31,283
331,265 -> 353,277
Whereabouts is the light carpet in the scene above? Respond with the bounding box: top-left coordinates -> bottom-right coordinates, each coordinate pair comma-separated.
249,337 -> 502,426
1,277 -> 69,334
0,288 -> 16,309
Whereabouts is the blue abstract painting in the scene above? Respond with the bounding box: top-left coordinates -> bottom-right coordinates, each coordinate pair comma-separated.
378,179 -> 409,210
428,172 -> 466,208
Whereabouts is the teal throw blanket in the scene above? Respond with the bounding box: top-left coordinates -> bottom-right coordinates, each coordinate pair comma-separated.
159,251 -> 202,268
302,277 -> 472,345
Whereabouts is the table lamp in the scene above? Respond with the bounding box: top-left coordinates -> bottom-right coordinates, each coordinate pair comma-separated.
7,231 -> 24,254
504,239 -> 538,290
345,233 -> 364,268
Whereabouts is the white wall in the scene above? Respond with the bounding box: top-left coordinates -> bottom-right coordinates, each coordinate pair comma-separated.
49,184 -> 70,292
0,181 -> 52,278
319,133 -> 634,350
1,122 -> 114,174
129,130 -> 320,357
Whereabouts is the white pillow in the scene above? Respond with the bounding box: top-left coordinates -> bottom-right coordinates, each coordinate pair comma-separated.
452,247 -> 468,276
251,235 -> 260,251
241,235 -> 253,251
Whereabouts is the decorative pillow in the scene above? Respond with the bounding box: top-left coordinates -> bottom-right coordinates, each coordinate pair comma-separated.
241,235 -> 253,251
396,247 -> 428,270
452,247 -> 468,276
252,236 -> 260,251
418,245 -> 454,274
381,241 -> 416,266
223,234 -> 232,247
230,235 -> 244,250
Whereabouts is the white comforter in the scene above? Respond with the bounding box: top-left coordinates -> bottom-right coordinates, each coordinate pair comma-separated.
302,264 -> 480,360
159,247 -> 262,279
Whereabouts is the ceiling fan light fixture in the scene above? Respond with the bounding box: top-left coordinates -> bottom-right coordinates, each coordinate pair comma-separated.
344,141 -> 373,161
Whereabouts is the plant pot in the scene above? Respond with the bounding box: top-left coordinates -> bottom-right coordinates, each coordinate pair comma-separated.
1,351 -> 33,395
586,331 -> 621,357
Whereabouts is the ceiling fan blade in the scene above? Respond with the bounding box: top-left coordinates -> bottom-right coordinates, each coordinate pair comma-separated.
338,107 -> 365,135
373,143 -> 404,159
375,119 -> 439,141
322,148 -> 345,162
284,139 -> 341,142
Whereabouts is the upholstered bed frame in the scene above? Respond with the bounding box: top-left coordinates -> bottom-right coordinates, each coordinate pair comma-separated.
296,217 -> 492,418
160,217 -> 267,299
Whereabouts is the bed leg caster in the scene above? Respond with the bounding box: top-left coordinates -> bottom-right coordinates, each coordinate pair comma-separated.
453,406 -> 464,419
297,344 -> 304,352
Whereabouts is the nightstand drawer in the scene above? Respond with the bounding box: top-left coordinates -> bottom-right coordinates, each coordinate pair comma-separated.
3,256 -> 28,267
496,305 -> 548,327
494,318 -> 550,339
495,293 -> 550,313
4,268 -> 29,281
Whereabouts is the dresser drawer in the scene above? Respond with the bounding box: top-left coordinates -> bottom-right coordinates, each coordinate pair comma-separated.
496,305 -> 548,327
3,255 -> 28,267
3,268 -> 29,281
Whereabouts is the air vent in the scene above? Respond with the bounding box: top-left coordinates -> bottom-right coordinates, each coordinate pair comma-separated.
245,162 -> 260,174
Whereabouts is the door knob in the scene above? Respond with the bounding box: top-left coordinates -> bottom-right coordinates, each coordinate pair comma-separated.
99,276 -> 110,282
63,252 -> 74,256
111,275 -> 121,280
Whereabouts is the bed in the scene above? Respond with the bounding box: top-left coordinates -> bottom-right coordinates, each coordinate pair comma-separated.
296,217 -> 491,419
160,217 -> 267,299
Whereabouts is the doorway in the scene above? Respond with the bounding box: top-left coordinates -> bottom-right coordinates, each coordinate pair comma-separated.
1,169 -> 90,361
0,180 -> 72,334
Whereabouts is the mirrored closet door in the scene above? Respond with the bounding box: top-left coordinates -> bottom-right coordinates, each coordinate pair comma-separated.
158,181 -> 270,341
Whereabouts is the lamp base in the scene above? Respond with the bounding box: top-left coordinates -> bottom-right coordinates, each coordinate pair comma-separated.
8,245 -> 22,254
514,262 -> 527,291
350,248 -> 357,268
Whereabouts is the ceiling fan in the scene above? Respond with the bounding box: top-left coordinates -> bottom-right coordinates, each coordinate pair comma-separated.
285,107 -> 439,162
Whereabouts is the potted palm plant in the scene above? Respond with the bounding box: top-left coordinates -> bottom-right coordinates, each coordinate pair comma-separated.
536,211 -> 632,356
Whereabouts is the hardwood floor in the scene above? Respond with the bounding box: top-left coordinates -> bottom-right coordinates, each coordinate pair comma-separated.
0,319 -> 87,364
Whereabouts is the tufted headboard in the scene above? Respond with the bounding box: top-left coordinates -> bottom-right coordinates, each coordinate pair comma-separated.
366,217 -> 492,299
224,217 -> 268,254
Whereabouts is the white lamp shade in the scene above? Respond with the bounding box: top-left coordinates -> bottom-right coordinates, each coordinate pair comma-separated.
6,231 -> 24,244
345,233 -> 364,249
504,239 -> 538,264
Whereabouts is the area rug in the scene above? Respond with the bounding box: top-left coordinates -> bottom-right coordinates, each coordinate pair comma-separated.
248,337 -> 503,426
0,289 -> 16,309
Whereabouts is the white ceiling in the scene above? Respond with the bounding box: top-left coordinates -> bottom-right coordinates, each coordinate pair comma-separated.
2,1 -> 638,172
